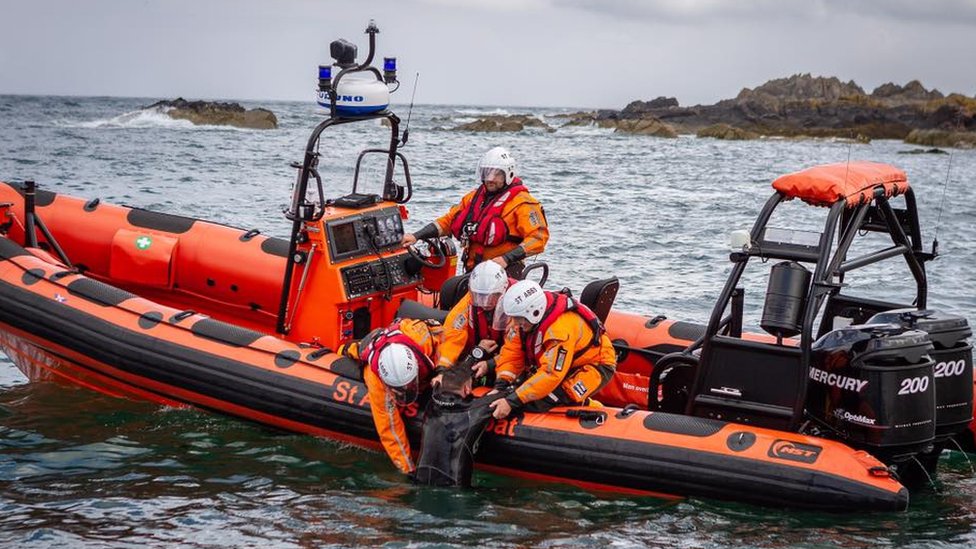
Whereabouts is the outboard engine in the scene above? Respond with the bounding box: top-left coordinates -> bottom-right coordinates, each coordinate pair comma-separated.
761,261 -> 811,341
867,309 -> 973,442
807,324 -> 936,463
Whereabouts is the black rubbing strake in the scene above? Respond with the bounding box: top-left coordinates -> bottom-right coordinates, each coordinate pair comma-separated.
274,350 -> 301,368
261,237 -> 290,258
642,412 -> 726,437
668,321 -> 707,342
138,311 -> 164,330
727,431 -> 757,452
66,278 -> 136,307
0,238 -> 29,260
14,186 -> 57,207
127,208 -> 196,234
191,318 -> 266,347
22,268 -> 45,285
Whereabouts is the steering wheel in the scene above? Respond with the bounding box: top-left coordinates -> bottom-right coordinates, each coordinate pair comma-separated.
407,238 -> 447,269
647,352 -> 699,413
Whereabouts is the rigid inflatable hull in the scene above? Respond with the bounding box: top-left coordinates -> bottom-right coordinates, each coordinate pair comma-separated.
0,180 -> 910,511
0,239 -> 907,511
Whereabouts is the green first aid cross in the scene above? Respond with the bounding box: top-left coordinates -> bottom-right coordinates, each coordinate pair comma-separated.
135,236 -> 153,250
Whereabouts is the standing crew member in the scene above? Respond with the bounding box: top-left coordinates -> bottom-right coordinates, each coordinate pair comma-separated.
488,280 -> 617,420
339,318 -> 442,475
434,261 -> 512,385
401,147 -> 548,278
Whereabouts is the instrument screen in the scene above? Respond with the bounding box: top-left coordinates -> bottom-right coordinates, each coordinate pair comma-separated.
332,221 -> 359,255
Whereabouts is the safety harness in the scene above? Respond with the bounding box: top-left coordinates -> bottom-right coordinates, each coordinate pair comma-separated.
450,180 -> 528,265
363,326 -> 435,384
522,290 -> 604,370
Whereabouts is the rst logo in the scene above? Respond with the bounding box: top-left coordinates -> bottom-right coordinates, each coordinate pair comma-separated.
768,440 -> 822,464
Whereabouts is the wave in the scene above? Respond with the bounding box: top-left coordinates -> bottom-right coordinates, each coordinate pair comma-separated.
64,106 -> 253,131
452,107 -> 512,116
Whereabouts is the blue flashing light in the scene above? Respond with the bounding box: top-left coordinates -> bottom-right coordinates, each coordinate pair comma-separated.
383,57 -> 396,72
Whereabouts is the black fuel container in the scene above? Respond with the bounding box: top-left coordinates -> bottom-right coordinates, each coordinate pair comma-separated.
868,309 -> 973,441
807,324 -> 935,463
761,261 -> 811,339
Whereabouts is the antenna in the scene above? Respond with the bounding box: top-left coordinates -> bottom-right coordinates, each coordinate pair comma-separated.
401,72 -> 420,146
932,152 -> 954,257
842,130 -> 854,186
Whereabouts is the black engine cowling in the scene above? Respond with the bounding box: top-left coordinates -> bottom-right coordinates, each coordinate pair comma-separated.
867,309 -> 973,442
807,324 -> 935,463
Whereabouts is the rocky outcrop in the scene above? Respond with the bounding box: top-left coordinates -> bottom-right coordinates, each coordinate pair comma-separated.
453,114 -> 552,132
696,123 -> 759,140
621,97 -> 679,117
571,74 -> 976,147
904,129 -> 976,149
613,117 -> 677,137
871,80 -> 944,105
146,98 -> 278,129
735,74 -> 865,104
898,147 -> 949,155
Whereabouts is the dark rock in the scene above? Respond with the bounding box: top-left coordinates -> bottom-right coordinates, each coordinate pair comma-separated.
622,97 -> 679,117
904,129 -> 976,149
605,74 -> 976,145
613,117 -> 677,137
145,98 -> 278,129
736,74 -> 865,103
452,114 -> 552,133
898,147 -> 949,155
871,80 -> 944,103
696,124 -> 759,140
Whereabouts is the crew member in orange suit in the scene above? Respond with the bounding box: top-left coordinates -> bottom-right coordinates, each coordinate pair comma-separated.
401,146 -> 548,278
433,260 -> 512,386
488,280 -> 617,420
339,318 -> 441,475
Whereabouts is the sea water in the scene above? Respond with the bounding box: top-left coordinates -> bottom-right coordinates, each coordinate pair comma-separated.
1,95 -> 975,547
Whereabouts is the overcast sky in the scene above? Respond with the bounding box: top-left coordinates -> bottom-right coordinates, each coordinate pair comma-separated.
1,0 -> 974,109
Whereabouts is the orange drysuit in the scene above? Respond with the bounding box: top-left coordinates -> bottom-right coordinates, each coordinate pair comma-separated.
340,318 -> 441,474
437,292 -> 504,370
435,183 -> 548,270
494,296 -> 617,410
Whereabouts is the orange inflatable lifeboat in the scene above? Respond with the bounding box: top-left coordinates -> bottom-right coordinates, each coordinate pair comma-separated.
0,28 -> 971,512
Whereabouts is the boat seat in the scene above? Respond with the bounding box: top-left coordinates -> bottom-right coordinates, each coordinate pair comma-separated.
439,274 -> 470,311
687,335 -> 804,431
396,299 -> 449,324
579,277 -> 619,323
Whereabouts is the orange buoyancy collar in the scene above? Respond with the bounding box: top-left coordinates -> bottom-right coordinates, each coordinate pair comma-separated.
364,327 -> 435,385
449,179 -> 528,247
522,291 -> 604,368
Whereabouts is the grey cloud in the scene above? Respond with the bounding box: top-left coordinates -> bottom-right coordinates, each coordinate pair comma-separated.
553,0 -> 976,25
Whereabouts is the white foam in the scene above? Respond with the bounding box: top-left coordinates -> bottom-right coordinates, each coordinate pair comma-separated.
452,107 -> 512,116
67,106 -> 253,131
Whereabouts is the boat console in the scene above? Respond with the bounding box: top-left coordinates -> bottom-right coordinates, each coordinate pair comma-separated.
274,21 -> 457,349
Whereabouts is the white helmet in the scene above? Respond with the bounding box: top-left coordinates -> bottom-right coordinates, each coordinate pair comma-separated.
469,261 -> 509,310
476,146 -> 517,185
377,343 -> 419,388
501,279 -> 547,325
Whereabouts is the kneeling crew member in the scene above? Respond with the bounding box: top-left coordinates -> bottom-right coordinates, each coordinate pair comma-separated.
339,318 -> 442,475
401,146 -> 548,278
435,260 -> 512,385
488,280 -> 617,420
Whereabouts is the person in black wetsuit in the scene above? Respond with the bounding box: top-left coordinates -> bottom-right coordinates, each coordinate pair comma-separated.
414,365 -> 500,487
